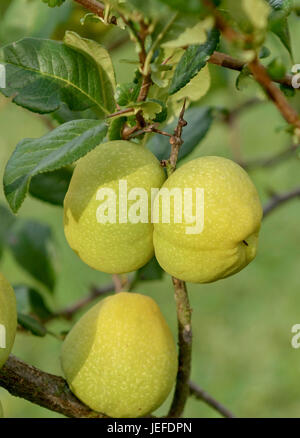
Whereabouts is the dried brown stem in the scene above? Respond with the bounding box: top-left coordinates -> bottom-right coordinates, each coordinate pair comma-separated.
189,381 -> 236,418
0,356 -> 107,418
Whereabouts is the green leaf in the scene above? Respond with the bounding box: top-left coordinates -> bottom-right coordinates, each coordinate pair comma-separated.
157,0 -> 205,13
169,29 -> 219,95
125,0 -> 168,15
147,106 -> 213,161
0,0 -> 71,44
42,0 -> 66,6
169,65 -> 210,106
0,38 -> 115,117
29,167 -> 73,207
17,313 -> 47,337
8,220 -> 56,292
3,120 -> 107,213
259,46 -> 271,59
268,0 -> 292,14
280,83 -> 295,97
133,101 -> 163,120
115,82 -> 140,106
159,16 -> 199,48
270,19 -> 292,58
14,284 -> 53,320
52,105 -> 99,124
0,203 -> 16,260
242,0 -> 271,30
108,117 -> 127,140
235,67 -> 252,91
267,1 -> 293,57
64,31 -> 116,95
267,57 -> 286,80
161,17 -> 214,48
223,0 -> 270,33
150,99 -> 168,123
137,257 -> 164,281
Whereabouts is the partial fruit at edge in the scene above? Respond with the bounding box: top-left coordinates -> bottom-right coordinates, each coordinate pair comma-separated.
0,273 -> 17,369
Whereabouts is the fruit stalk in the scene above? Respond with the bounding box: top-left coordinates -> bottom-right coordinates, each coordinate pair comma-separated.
168,279 -> 192,417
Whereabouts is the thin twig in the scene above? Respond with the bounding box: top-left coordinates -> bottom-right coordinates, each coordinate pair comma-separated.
189,381 -> 236,418
243,143 -> 299,170
106,108 -> 134,119
37,114 -> 56,131
52,283 -> 115,320
0,356 -> 108,418
128,124 -> 173,139
263,187 -> 300,217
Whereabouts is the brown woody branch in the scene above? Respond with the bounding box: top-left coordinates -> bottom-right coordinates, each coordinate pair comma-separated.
263,186 -> 300,217
0,356 -> 107,418
208,52 -> 294,89
189,381 -> 236,418
248,58 -> 300,130
0,357 -> 235,419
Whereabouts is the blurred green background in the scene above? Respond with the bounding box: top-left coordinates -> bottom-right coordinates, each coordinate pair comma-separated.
0,0 -> 300,418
